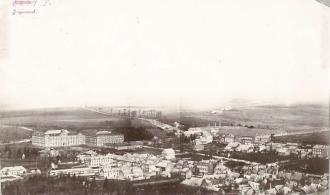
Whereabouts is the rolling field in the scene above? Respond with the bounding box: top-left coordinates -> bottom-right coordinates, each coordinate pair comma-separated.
0,104 -> 328,143
274,131 -> 330,145
0,126 -> 33,144
0,108 -> 121,142
181,104 -> 329,131
216,127 -> 282,136
0,108 -> 121,131
0,108 -> 169,142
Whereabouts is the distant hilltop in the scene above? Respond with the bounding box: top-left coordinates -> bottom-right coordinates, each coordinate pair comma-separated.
211,106 -> 233,114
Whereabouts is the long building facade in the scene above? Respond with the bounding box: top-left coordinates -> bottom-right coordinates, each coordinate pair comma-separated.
31,131 -> 45,147
95,131 -> 124,146
32,129 -> 85,147
32,129 -> 124,148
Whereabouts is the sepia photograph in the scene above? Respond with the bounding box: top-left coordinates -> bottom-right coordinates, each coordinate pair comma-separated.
0,0 -> 329,194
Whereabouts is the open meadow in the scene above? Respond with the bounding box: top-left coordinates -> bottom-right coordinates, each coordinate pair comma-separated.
0,108 -> 119,130
169,104 -> 329,131
0,107 -> 168,142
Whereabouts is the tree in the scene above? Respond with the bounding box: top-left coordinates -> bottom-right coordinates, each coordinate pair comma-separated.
8,148 -> 12,158
90,177 -> 97,193
17,149 -> 22,159
108,179 -> 115,194
126,181 -> 134,195
103,178 -> 109,192
23,147 -> 28,158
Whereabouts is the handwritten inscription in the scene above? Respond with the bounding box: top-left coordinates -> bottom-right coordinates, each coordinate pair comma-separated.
13,0 -> 37,6
12,0 -> 51,15
12,9 -> 35,15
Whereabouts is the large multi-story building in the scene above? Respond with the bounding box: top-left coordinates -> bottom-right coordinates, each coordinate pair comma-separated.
138,110 -> 162,119
312,145 -> 329,158
88,154 -> 117,167
49,167 -> 100,177
1,166 -> 27,176
236,136 -> 254,144
32,129 -> 85,147
255,134 -> 271,143
85,134 -> 97,146
85,130 -> 125,147
32,129 -> 124,148
31,131 -> 45,147
196,160 -> 215,176
223,134 -> 235,143
105,141 -> 143,150
102,167 -> 120,179
95,131 -> 124,147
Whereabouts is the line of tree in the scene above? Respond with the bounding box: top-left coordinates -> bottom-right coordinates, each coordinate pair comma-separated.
3,174 -> 226,195
1,145 -> 39,159
3,174 -> 99,195
118,127 -> 153,141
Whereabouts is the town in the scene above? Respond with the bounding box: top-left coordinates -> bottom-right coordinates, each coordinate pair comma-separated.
0,107 -> 329,195
2,0 -> 329,194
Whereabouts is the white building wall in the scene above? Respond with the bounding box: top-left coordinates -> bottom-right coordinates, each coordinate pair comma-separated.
90,155 -> 116,167
41,132 -> 86,147
96,134 -> 124,146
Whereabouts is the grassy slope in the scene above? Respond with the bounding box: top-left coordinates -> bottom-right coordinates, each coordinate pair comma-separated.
0,108 -> 169,142
274,131 -> 330,145
0,126 -> 32,143
182,104 -> 329,130
0,104 -> 328,143
0,108 -> 119,131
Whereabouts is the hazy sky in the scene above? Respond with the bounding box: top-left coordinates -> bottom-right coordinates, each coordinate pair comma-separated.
0,0 -> 329,109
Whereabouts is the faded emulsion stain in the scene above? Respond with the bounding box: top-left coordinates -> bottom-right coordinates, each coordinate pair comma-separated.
314,0 -> 330,7
319,0 -> 330,70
